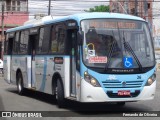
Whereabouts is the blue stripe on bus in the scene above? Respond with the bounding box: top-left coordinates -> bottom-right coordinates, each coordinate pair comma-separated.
39,57 -> 48,92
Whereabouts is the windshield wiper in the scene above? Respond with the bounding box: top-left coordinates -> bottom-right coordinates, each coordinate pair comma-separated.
104,41 -> 116,71
123,36 -> 143,71
104,31 -> 116,71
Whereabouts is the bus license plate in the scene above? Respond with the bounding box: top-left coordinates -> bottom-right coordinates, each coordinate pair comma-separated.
118,90 -> 130,96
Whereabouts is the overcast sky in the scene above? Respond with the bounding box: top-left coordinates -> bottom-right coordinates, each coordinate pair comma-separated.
28,0 -> 109,19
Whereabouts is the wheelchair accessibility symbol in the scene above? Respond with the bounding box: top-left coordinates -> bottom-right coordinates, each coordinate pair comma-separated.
123,57 -> 133,68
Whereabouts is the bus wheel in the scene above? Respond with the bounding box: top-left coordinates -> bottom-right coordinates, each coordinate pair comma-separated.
17,72 -> 25,95
117,102 -> 125,106
57,79 -> 66,108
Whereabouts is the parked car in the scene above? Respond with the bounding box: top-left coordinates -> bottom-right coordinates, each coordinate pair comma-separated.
0,59 -> 3,74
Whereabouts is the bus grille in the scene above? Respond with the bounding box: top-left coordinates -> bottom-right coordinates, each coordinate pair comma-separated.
102,80 -> 143,88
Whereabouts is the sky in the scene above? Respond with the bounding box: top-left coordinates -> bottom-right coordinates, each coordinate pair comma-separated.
28,0 -> 109,19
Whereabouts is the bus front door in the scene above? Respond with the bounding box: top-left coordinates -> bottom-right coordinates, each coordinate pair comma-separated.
69,30 -> 77,97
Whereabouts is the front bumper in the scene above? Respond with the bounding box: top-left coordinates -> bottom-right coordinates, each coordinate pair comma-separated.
80,79 -> 156,102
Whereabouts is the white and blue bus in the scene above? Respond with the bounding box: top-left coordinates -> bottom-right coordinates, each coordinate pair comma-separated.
3,13 -> 156,107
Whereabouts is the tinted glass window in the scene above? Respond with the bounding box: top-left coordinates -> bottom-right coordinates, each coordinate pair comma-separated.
19,31 -> 29,54
37,26 -> 50,54
37,28 -> 44,53
4,35 -> 9,55
50,26 -> 58,53
50,24 -> 66,54
13,32 -> 19,54
81,19 -> 154,70
42,26 -> 50,52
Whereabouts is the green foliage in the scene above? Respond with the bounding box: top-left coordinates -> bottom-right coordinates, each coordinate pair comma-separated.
85,5 -> 110,12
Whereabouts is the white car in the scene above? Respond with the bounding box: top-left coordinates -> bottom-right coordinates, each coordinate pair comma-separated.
0,59 -> 3,74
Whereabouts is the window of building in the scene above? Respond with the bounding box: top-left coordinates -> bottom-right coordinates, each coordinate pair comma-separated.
12,0 -> 16,11
131,8 -> 135,15
20,1 -> 27,12
148,3 -> 150,9
5,0 -> 27,12
7,2 -> 11,11
17,1 -> 20,11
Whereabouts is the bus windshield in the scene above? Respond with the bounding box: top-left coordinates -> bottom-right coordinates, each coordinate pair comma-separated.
81,19 -> 154,71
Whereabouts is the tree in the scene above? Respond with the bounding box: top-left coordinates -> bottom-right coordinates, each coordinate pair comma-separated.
85,5 -> 110,12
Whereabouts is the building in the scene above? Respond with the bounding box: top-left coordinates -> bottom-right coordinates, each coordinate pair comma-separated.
0,0 -> 29,59
110,0 -> 153,30
153,0 -> 160,49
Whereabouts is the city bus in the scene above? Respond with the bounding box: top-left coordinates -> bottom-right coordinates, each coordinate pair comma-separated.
3,12 -> 156,108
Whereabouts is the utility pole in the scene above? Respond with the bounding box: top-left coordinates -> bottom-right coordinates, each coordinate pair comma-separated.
135,0 -> 138,16
48,0 -> 51,15
1,0 -> 4,59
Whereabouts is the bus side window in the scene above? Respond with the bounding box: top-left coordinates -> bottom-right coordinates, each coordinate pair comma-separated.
19,30 -> 29,54
4,34 -> 9,55
13,32 -> 20,54
42,26 -> 51,53
57,25 -> 66,53
6,33 -> 14,55
58,28 -> 65,53
50,26 -> 58,53
50,24 -> 66,54
37,28 -> 44,53
37,26 -> 50,54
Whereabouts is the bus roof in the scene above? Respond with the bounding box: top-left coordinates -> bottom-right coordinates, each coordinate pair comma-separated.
6,12 -> 145,33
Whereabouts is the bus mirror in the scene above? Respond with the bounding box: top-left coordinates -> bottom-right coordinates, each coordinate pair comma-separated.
77,32 -> 83,45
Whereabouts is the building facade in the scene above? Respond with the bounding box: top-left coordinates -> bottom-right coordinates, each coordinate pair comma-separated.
0,0 -> 29,59
153,0 -> 160,49
110,0 -> 153,30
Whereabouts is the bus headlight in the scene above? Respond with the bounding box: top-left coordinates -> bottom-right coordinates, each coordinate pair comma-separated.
84,71 -> 101,87
145,74 -> 156,86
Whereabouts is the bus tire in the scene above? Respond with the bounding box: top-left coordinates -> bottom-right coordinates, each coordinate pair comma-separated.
57,79 -> 66,108
17,72 -> 25,95
117,102 -> 125,106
